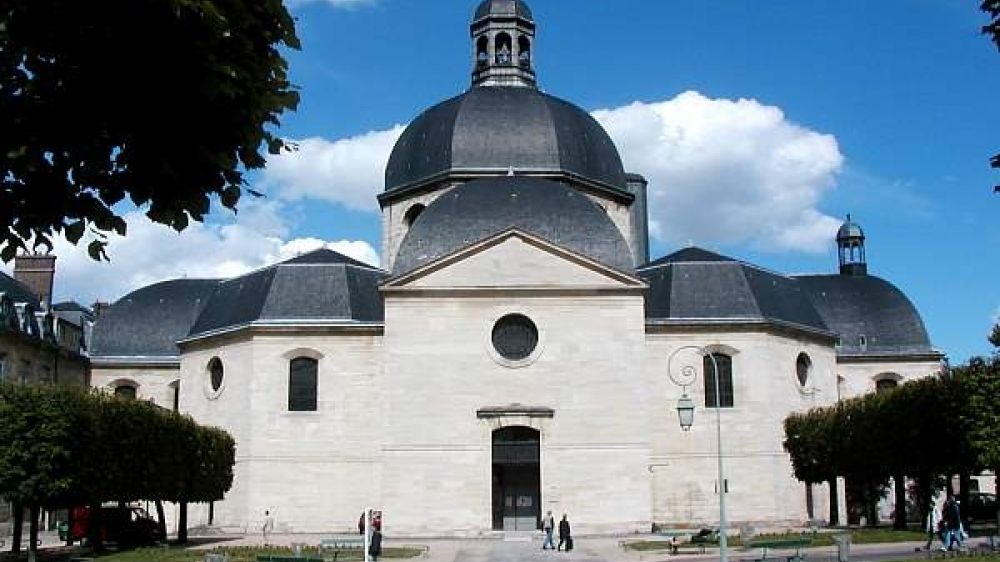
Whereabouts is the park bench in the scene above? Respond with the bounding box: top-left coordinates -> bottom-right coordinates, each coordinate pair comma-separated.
744,536 -> 813,562
318,536 -> 366,560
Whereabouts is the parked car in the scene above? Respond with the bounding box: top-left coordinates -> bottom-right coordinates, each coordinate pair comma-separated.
64,505 -> 164,545
967,492 -> 998,522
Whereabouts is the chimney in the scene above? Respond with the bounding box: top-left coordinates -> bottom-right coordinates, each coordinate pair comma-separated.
14,254 -> 56,308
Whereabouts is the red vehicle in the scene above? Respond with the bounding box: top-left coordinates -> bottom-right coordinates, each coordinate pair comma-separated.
69,505 -> 164,545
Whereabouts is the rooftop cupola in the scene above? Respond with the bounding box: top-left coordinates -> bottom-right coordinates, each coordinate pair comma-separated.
471,0 -> 536,88
836,214 -> 867,276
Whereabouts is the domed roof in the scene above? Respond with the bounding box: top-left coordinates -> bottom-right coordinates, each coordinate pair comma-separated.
383,87 -> 628,198
474,0 -> 533,21
837,215 -> 865,241
795,274 -> 936,357
393,177 -> 634,274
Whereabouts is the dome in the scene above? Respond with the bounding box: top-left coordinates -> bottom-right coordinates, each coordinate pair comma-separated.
383,87 -> 628,197
837,217 -> 864,241
474,0 -> 533,22
795,274 -> 936,356
393,177 -> 634,274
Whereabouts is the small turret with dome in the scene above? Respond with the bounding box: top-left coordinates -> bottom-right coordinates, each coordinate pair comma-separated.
471,0 -> 536,88
836,214 -> 866,276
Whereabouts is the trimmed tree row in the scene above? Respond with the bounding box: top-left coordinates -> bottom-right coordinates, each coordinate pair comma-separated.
783,354 -> 1000,527
0,383 -> 235,551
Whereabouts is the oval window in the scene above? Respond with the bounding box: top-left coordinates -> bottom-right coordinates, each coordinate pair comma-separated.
492,314 -> 538,361
208,357 -> 224,392
796,353 -> 812,387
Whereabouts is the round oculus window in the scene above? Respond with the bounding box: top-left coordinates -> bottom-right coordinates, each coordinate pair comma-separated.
491,314 -> 539,361
208,357 -> 224,392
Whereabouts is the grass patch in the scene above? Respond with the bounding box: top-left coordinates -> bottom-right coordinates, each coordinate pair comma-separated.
91,545 -> 424,562
626,527 -> 930,552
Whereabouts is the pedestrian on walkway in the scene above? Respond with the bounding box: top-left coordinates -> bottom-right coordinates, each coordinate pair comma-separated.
925,501 -> 941,550
262,510 -> 275,546
557,514 -> 572,552
542,511 -> 556,550
369,528 -> 383,561
942,495 -> 964,551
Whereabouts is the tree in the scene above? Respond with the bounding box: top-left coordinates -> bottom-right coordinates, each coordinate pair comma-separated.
1,0 -> 300,261
989,321 -> 1000,348
984,0 -> 1000,192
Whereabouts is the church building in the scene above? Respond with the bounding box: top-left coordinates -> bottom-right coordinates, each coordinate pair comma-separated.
90,0 -> 942,536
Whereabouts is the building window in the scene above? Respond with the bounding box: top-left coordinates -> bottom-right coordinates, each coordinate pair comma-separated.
495,32 -> 512,64
19,360 -> 30,384
170,381 -> 180,412
492,314 -> 538,361
703,353 -> 734,408
288,357 -> 318,412
875,378 -> 898,394
208,357 -> 224,392
858,334 -> 868,351
403,203 -> 426,227
796,353 -> 812,387
114,385 -> 137,399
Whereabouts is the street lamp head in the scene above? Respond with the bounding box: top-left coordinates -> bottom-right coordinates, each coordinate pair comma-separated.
676,394 -> 695,431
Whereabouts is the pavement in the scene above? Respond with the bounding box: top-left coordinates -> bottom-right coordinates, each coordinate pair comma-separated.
179,532 -> 998,562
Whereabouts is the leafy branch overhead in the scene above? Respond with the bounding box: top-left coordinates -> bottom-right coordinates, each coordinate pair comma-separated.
985,0 -> 1000,192
0,0 -> 300,261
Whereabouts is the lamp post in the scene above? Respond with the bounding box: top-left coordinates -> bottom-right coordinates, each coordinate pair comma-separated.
668,345 -> 728,562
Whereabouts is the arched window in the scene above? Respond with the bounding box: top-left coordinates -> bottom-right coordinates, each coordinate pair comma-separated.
495,33 -> 512,65
208,357 -> 224,392
403,203 -> 426,227
703,353 -> 734,408
288,357 -> 318,411
114,384 -> 137,399
517,35 -> 531,67
875,378 -> 898,394
476,36 -> 489,66
169,380 -> 180,412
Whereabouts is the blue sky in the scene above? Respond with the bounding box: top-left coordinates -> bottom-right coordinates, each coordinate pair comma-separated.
12,0 -> 998,362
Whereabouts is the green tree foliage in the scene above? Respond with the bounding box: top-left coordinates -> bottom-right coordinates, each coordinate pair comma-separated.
989,322 -> 1000,348
984,0 -> 1000,192
0,0 -> 300,261
0,383 -> 236,548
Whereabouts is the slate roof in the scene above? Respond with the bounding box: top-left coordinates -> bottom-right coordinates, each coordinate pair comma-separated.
188,251 -> 386,337
382,87 -> 628,198
393,177 -> 634,275
90,279 -> 219,357
794,274 -> 936,357
474,0 -> 533,21
0,271 -> 41,308
90,249 -> 386,358
638,247 -> 830,334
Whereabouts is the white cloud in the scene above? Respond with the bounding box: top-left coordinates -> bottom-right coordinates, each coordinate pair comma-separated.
1,202 -> 380,306
593,91 -> 844,253
261,126 -> 406,212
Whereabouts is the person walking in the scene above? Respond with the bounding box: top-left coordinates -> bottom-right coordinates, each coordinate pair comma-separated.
262,510 -> 275,546
542,511 -> 556,550
369,528 -> 383,562
924,502 -> 941,550
557,514 -> 572,552
942,495 -> 964,551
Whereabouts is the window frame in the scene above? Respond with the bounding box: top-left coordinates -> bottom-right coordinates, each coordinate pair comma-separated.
288,357 -> 319,412
703,353 -> 734,408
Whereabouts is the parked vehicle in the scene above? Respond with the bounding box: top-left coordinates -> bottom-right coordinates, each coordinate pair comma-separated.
967,492 -> 998,522
64,505 -> 164,545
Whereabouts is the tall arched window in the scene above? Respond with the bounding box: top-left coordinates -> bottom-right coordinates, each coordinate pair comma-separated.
403,203 -> 426,228
517,35 -> 531,67
495,33 -> 512,65
476,36 -> 489,66
288,357 -> 318,411
703,353 -> 734,408
875,378 -> 898,394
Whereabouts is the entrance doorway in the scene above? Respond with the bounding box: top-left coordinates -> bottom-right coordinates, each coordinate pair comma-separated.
491,426 -> 540,531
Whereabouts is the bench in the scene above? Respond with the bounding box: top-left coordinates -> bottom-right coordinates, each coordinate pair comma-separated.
319,536 -> 365,560
745,536 -> 812,562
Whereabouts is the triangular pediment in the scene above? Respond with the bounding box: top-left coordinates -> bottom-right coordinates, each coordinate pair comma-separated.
383,229 -> 645,292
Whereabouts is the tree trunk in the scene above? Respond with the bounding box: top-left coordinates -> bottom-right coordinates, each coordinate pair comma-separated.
65,505 -> 74,546
829,478 -> 840,525
155,500 -> 167,542
11,502 -> 23,554
28,504 -> 40,556
176,502 -> 188,544
893,476 -> 907,530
